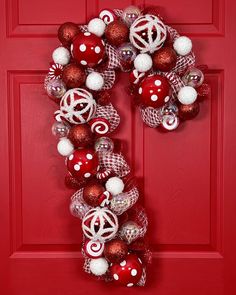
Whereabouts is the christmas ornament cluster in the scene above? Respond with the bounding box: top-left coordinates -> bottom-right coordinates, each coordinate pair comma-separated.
45,5 -> 210,287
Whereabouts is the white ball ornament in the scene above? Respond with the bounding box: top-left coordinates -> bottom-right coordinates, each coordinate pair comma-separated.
105,177 -> 125,196
134,53 -> 153,73
177,86 -> 198,105
52,47 -> 70,65
86,72 -> 104,91
88,18 -> 106,37
57,138 -> 74,156
173,36 -> 192,56
89,258 -> 109,276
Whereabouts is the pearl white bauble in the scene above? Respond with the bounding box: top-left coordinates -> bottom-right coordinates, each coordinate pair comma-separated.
86,72 -> 104,91
105,177 -> 125,196
134,53 -> 153,72
52,47 -> 70,65
88,18 -> 106,37
89,258 -> 109,276
177,86 -> 198,105
57,138 -> 74,156
173,36 -> 192,56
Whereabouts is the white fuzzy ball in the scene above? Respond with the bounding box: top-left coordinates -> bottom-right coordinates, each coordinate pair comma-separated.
134,53 -> 153,72
88,18 -> 106,37
86,72 -> 104,91
105,177 -> 125,196
89,258 -> 109,276
177,86 -> 198,105
57,138 -> 74,156
52,47 -> 70,65
173,36 -> 192,56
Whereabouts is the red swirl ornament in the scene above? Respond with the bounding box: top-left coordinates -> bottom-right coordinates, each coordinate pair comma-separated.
84,240 -> 104,258
99,9 -> 117,25
89,117 -> 110,135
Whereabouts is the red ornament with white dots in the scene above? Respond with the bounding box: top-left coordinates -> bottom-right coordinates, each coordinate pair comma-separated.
66,148 -> 99,180
71,32 -> 105,67
138,74 -> 170,108
110,253 -> 143,287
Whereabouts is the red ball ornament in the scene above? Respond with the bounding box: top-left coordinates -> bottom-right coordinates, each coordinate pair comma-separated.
68,124 -> 94,148
83,181 -> 105,207
66,148 -> 99,180
153,47 -> 177,72
72,32 -> 105,67
138,75 -> 171,108
96,91 -> 111,106
104,239 -> 128,263
110,253 -> 143,287
65,174 -> 86,189
58,22 -> 80,46
62,64 -> 86,88
178,101 -> 200,120
105,20 -> 129,47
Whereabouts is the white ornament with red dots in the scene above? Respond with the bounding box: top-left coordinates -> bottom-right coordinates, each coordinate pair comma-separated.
88,18 -> 106,37
99,9 -> 117,25
52,47 -> 70,65
86,72 -> 104,91
84,240 -> 104,258
134,53 -> 153,73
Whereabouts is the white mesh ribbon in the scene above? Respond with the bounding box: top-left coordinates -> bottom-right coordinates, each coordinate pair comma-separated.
95,103 -> 120,133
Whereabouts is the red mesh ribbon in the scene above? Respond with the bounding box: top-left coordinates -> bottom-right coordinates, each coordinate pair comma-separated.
95,103 -> 120,132
98,152 -> 130,177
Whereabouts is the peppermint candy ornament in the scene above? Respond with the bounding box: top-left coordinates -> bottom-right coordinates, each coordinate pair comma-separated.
82,207 -> 118,242
130,14 -> 167,53
48,63 -> 64,80
99,9 -> 117,25
55,88 -> 96,124
89,117 -> 110,135
84,240 -> 104,258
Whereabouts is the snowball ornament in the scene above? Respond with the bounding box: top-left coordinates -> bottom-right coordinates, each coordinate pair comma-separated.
177,86 -> 197,105
105,177 -> 125,196
130,14 -> 167,53
86,72 -> 104,91
82,207 -> 118,242
134,53 -> 153,72
52,47 -> 70,65
88,18 -> 106,37
89,258 -> 109,276
57,138 -> 74,156
173,36 -> 192,56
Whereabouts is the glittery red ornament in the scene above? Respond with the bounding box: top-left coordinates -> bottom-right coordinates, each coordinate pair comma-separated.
128,237 -> 148,252
96,91 -> 111,106
64,174 -> 86,189
105,20 -> 129,47
83,181 -> 105,207
104,239 -> 128,263
58,22 -> 80,46
178,101 -> 200,120
68,124 -> 94,148
62,64 -> 86,88
153,47 -> 177,72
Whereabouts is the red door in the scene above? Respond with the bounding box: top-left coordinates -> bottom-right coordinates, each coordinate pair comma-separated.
1,0 -> 236,294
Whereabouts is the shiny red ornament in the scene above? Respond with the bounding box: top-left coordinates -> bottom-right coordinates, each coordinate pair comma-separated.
110,253 -> 143,287
153,47 -> 177,72
68,124 -> 94,148
66,148 -> 99,180
104,239 -> 128,264
178,101 -> 200,120
83,181 -> 105,207
72,32 -> 105,67
62,64 -> 86,88
138,75 -> 170,108
58,22 -> 80,46
105,20 -> 129,47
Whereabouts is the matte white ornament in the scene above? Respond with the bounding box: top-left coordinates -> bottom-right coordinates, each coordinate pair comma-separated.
89,258 -> 109,276
82,207 -> 118,242
52,47 -> 70,65
88,18 -> 106,37
57,138 -> 74,156
134,53 -> 153,72
130,14 -> 167,53
86,72 -> 104,91
55,88 -> 96,124
105,177 -> 125,195
173,36 -> 192,56
177,86 -> 197,105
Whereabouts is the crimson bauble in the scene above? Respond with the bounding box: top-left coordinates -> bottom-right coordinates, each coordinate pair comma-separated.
72,32 -> 105,67
62,64 -> 86,88
105,20 -> 129,47
178,101 -> 200,120
58,22 -> 80,46
104,239 -> 128,263
68,124 -> 94,148
153,47 -> 177,72
83,181 -> 105,207
138,75 -> 170,108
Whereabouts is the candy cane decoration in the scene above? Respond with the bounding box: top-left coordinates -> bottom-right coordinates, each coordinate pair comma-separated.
96,168 -> 112,180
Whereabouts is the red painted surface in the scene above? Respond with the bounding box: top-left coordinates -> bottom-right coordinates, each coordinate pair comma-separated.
0,0 -> 236,294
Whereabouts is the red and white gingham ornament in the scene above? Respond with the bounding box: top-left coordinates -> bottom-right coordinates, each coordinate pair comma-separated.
99,9 -> 117,25
55,88 -> 96,124
130,14 -> 167,53
89,117 -> 110,135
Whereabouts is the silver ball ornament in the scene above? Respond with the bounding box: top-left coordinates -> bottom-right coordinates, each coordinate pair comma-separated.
94,137 -> 114,153
182,67 -> 204,88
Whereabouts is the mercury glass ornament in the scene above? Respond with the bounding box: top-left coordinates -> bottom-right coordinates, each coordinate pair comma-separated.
122,6 -> 141,27
46,79 -> 67,100
119,221 -> 141,244
51,121 -> 70,138
182,67 -> 204,88
94,137 -> 114,153
69,197 -> 90,219
110,193 -> 131,215
117,42 -> 137,71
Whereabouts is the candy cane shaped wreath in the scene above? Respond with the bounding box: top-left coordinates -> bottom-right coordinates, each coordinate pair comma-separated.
45,5 -> 210,287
